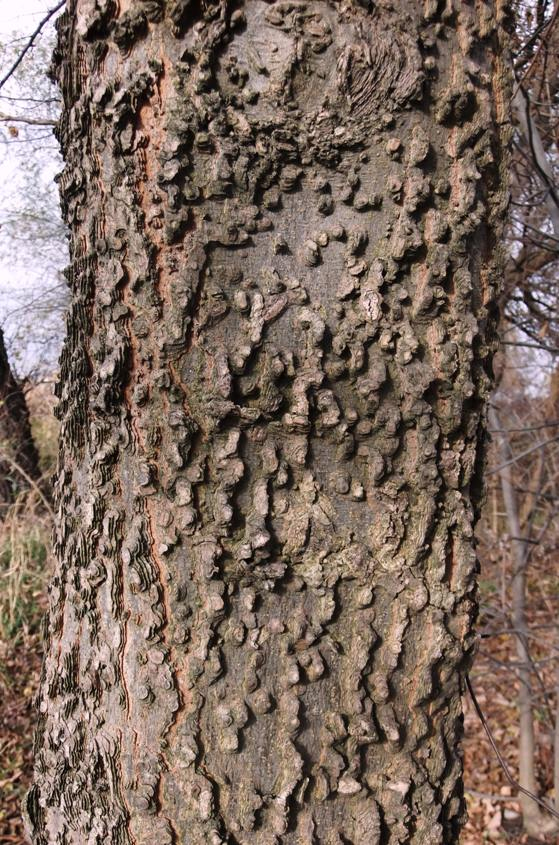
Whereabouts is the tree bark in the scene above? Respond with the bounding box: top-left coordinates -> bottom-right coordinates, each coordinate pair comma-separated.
27,2 -> 511,843
0,328 -> 41,514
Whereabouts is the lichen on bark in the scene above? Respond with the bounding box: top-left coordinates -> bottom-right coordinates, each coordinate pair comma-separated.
27,1 -> 511,843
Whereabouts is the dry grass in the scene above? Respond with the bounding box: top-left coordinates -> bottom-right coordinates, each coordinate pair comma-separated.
0,383 -> 56,845
0,490 -> 51,644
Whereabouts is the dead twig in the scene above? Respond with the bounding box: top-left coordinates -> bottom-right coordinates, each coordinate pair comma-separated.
466,673 -> 559,823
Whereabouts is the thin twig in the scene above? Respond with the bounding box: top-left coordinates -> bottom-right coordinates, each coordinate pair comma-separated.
489,420 -> 559,433
465,787 -> 519,803
0,452 -> 53,517
486,434 -> 559,476
466,674 -> 559,822
512,4 -> 559,100
501,339 -> 559,354
515,86 -> 559,223
0,112 -> 56,127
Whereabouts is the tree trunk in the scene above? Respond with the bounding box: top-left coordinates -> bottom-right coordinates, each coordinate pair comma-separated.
0,328 -> 41,514
27,2 -> 510,843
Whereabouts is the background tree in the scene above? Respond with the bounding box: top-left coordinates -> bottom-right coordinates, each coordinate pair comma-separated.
25,2 -> 510,844
0,327 -> 41,513
463,1 -> 559,838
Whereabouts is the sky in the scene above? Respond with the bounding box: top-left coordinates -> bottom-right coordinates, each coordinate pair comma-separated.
0,1 -> 56,39
0,0 -> 66,376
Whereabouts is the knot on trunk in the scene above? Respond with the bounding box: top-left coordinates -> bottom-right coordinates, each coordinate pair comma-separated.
337,29 -> 424,120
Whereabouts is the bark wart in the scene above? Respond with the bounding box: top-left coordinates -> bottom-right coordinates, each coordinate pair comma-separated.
27,2 -> 511,843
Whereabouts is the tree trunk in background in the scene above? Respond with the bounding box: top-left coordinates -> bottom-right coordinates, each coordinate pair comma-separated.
27,2 -> 510,843
489,406 -> 557,836
0,328 -> 41,514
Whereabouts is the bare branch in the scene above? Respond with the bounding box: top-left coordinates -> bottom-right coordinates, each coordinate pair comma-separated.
466,674 -> 559,823
487,434 -> 559,476
0,452 -> 53,517
0,112 -> 56,127
0,1 -> 65,94
489,420 -> 559,433
513,4 -> 559,97
513,86 -> 559,235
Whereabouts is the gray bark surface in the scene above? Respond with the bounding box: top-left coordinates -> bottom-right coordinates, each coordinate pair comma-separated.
27,2 -> 511,843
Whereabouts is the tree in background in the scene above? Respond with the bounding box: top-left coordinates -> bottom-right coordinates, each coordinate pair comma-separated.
25,2 -> 510,844
0,327 -> 41,513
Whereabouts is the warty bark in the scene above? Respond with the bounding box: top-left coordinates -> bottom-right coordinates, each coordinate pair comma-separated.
27,2 -> 511,843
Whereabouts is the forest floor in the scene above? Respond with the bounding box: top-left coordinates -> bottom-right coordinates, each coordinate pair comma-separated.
0,627 -> 43,844
461,526 -> 559,845
1,391 -> 559,844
